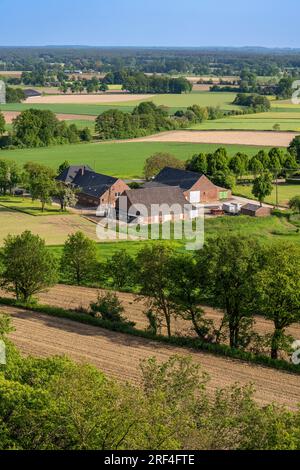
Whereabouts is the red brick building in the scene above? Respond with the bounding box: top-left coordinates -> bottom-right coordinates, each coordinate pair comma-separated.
240,203 -> 272,217
57,165 -> 129,210
144,167 -> 231,203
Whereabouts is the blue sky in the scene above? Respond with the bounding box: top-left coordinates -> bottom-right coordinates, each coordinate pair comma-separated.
0,0 -> 299,48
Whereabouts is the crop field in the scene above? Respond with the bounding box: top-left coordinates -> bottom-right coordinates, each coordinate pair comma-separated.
0,141 -> 271,179
0,207 -> 99,245
3,304 -> 300,409
190,99 -> 300,132
0,102 -> 134,116
235,183 -> 300,207
130,130 -> 295,147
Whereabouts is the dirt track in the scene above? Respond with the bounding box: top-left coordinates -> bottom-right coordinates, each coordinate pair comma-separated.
2,303 -> 299,410
3,111 -> 95,124
126,130 -> 297,147
25,94 -> 152,104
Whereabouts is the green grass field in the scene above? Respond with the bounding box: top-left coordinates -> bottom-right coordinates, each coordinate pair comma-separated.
234,183 -> 300,207
0,141 -> 270,179
0,196 -> 67,216
190,99 -> 300,132
0,91 -> 239,116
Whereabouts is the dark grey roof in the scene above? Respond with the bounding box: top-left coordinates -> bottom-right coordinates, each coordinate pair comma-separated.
23,89 -> 42,97
73,170 -> 118,198
152,167 -> 202,191
120,186 -> 194,212
242,203 -> 262,212
56,165 -> 93,184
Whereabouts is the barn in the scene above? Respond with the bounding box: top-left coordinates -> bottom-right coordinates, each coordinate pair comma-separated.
240,203 -> 272,217
144,167 -> 231,203
57,165 -> 129,211
116,186 -> 198,224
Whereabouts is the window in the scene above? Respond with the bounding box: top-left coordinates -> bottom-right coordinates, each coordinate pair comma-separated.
115,192 -> 121,197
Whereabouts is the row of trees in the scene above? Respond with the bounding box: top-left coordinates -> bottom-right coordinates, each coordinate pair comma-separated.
2,325 -> 300,450
233,93 -> 271,112
1,230 -> 299,361
0,109 -> 92,149
0,160 -> 78,212
103,71 -> 193,94
95,102 -> 230,140
186,145 -> 299,188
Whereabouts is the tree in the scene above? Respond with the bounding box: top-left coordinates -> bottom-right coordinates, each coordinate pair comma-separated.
276,76 -> 293,99
60,232 -> 98,285
0,111 -> 5,136
212,171 -> 236,190
143,153 -> 184,180
57,160 -> 70,175
197,235 -> 262,349
0,159 -> 20,194
136,244 -> 177,338
169,254 -> 214,341
248,156 -> 264,177
55,182 -> 78,211
186,153 -> 207,174
79,127 -> 92,142
29,172 -> 57,212
90,292 -> 134,326
105,251 -> 136,289
289,195 -> 300,213
254,243 -> 300,359
252,172 -> 273,206
288,135 -> 300,164
0,231 -> 58,302
229,153 -> 248,180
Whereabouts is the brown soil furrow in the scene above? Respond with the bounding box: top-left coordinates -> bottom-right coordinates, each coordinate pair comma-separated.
2,305 -> 300,409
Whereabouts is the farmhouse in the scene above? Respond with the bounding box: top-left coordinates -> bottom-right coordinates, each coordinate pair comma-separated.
144,167 -> 231,203
57,165 -> 129,210
240,203 -> 272,217
116,186 -> 198,224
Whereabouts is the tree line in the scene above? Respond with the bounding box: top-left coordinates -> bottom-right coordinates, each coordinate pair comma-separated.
0,160 -> 78,212
1,230 -> 299,362
0,109 -> 92,149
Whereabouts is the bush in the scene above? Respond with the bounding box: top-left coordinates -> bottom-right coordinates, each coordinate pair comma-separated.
90,292 -> 135,327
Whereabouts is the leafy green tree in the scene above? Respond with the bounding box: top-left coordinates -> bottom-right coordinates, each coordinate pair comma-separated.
229,153 -> 248,179
197,235 -> 262,349
105,251 -> 136,289
186,153 -> 207,174
254,243 -> 300,359
276,76 -> 294,99
169,254 -> 214,341
143,153 -> 184,180
289,195 -> 300,213
55,182 -> 78,211
136,244 -> 177,338
0,159 -> 20,194
79,127 -> 92,142
288,135 -> 300,164
206,148 -> 229,176
252,172 -> 273,206
60,232 -> 98,285
212,170 -> 236,189
90,292 -> 134,326
57,160 -> 70,175
29,172 -> 57,212
0,231 -> 58,302
248,156 -> 264,177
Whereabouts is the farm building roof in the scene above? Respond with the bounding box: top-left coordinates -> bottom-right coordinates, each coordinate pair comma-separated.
23,88 -> 42,98
241,203 -> 262,213
56,165 -> 93,184
121,186 -> 194,211
57,166 -> 119,198
151,167 -> 202,191
72,170 -> 118,198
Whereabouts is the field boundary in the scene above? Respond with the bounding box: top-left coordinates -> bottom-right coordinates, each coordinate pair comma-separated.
1,296 -> 299,375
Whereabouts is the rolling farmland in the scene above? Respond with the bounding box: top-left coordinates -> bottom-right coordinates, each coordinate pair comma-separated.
3,303 -> 300,410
